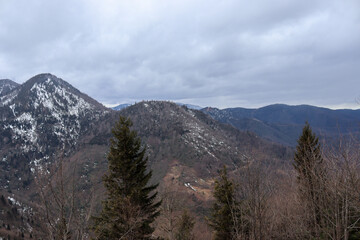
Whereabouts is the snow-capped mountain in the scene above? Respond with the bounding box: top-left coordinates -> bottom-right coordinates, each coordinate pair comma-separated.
0,73 -> 110,190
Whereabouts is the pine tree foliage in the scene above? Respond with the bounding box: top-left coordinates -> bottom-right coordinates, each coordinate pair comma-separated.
294,122 -> 324,184
175,210 -> 195,240
293,122 -> 326,238
208,166 -> 238,240
92,116 -> 161,240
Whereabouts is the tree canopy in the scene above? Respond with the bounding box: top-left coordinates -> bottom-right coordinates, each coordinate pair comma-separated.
92,116 -> 161,239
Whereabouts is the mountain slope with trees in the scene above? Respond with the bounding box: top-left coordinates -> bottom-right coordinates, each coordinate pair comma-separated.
202,104 -> 360,146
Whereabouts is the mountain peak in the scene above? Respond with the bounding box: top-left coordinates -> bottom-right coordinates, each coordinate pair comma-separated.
0,79 -> 19,96
23,73 -> 74,91
12,73 -> 106,110
0,73 -> 109,158
30,73 -> 56,81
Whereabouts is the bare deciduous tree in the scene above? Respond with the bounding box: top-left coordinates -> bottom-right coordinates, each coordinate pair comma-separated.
156,184 -> 184,240
321,137 -> 360,240
35,157 -> 94,240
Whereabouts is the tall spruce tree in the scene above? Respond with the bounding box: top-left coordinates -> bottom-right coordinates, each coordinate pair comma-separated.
294,122 -> 326,238
208,166 -> 239,240
92,116 -> 161,240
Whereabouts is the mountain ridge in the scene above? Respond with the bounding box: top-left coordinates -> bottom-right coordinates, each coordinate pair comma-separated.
202,104 -> 360,146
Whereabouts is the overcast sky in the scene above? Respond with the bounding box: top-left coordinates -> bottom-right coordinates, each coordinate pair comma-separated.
0,0 -> 359,109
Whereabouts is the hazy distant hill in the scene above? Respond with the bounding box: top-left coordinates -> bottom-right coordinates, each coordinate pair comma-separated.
112,103 -> 132,110
112,102 -> 203,111
175,102 -> 203,110
202,104 -> 360,146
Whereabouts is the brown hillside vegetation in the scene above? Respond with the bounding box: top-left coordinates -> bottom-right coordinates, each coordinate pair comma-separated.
1,100 -> 359,239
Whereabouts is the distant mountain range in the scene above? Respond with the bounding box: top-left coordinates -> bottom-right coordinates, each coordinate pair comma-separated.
175,103 -> 203,110
112,103 -> 132,110
112,102 -> 203,111
114,102 -> 360,147
202,104 -> 360,146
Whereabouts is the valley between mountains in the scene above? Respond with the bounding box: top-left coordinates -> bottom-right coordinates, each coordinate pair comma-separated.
0,73 -> 359,239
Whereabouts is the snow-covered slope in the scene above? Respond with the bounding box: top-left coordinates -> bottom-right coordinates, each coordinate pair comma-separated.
0,73 -> 110,190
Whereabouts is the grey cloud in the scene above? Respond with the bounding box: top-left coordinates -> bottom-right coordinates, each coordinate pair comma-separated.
0,0 -> 359,109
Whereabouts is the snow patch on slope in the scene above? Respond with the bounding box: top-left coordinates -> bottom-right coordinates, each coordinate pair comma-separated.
0,88 -> 20,106
30,78 -> 93,117
168,108 -> 225,160
13,112 -> 38,145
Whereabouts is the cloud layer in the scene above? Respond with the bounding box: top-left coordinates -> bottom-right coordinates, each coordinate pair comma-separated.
0,0 -> 359,108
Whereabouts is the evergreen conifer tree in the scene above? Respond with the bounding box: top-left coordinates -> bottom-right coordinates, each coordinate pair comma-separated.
208,166 -> 239,240
92,116 -> 161,239
294,122 -> 326,238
